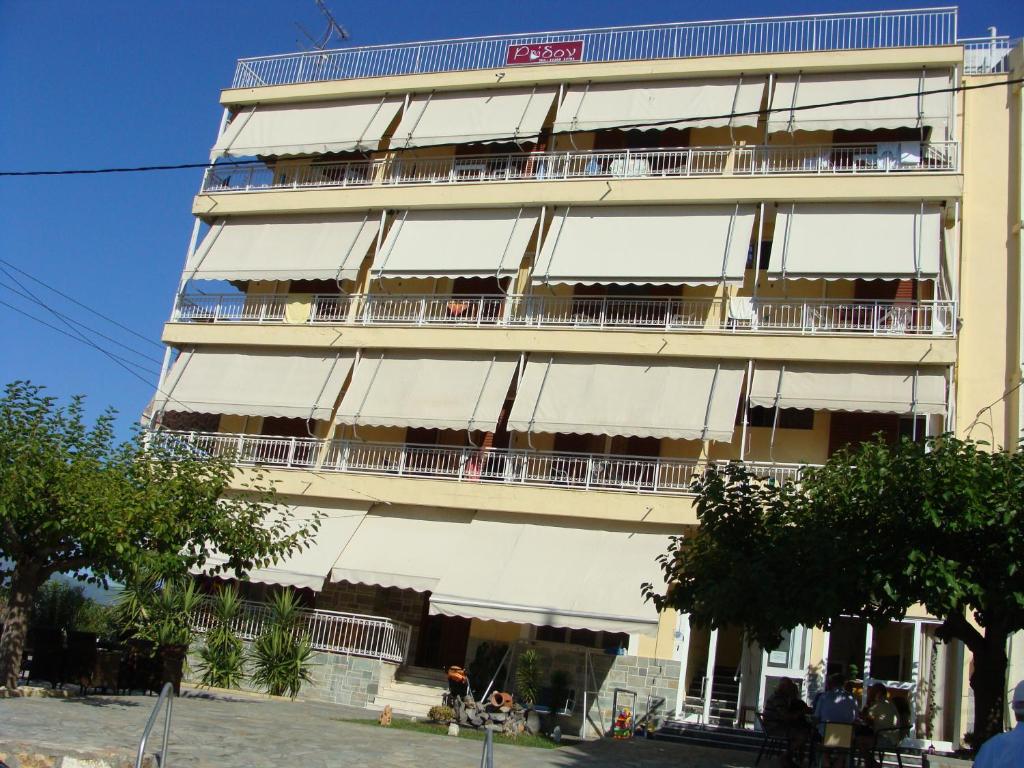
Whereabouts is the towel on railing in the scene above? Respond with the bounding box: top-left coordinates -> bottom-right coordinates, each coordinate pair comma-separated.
728,296 -> 755,322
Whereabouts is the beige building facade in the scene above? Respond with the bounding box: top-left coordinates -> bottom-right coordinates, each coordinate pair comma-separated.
152,8 -> 1023,747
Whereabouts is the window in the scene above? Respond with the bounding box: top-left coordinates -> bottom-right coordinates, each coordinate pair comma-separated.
743,406 -> 815,430
745,241 -> 772,270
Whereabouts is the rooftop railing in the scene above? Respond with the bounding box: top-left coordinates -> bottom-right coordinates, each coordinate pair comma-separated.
159,429 -> 815,498
173,292 -> 957,338
192,596 -> 411,664
230,8 -> 958,88
961,34 -> 1016,74
200,142 -> 959,194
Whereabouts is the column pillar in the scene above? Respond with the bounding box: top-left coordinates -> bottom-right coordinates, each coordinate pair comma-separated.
703,628 -> 720,725
673,613 -> 691,717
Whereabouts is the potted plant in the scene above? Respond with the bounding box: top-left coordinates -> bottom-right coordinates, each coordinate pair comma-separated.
195,585 -> 247,690
249,589 -> 315,699
515,649 -> 543,734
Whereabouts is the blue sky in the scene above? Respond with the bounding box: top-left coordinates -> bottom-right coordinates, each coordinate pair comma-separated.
0,1 -> 1021,438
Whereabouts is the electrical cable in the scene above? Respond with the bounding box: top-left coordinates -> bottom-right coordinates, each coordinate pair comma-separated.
0,258 -> 165,351
0,77 -> 1020,177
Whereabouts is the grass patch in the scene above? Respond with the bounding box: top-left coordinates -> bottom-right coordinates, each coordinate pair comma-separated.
336,717 -> 560,749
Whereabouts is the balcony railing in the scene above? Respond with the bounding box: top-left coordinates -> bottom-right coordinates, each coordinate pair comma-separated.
174,293 -> 957,338
230,8 -> 958,88
158,429 -> 815,498
192,596 -> 412,664
961,34 -> 1016,74
201,142 -> 959,193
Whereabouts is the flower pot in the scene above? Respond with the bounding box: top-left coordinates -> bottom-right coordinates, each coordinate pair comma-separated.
158,645 -> 186,695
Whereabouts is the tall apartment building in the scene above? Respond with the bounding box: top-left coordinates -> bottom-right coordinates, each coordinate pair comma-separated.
150,8 -> 1022,747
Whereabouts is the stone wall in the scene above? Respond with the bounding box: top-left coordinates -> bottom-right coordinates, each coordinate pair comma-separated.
316,582 -> 426,660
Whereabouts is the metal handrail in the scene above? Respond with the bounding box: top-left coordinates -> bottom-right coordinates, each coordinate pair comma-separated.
173,292 -> 957,338
230,8 -> 958,88
136,681 -> 174,768
200,141 -> 960,192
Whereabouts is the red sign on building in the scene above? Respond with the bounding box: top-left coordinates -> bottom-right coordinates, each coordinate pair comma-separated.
505,40 -> 585,66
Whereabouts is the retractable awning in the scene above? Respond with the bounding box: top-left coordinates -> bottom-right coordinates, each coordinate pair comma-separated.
553,77 -> 766,133
533,205 -> 757,285
748,363 -> 947,414
767,203 -> 942,280
507,355 -> 746,440
429,515 -> 670,636
766,70 -> 952,136
331,507 -> 476,592
371,208 -> 538,279
211,96 -> 404,158
335,351 -> 518,431
392,87 -> 557,148
185,214 -> 380,282
155,348 -> 354,420
199,502 -> 369,592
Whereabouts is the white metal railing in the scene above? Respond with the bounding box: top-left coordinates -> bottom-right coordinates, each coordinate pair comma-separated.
960,34 -> 1016,74
159,429 -> 816,497
200,142 -> 959,193
192,596 -> 412,664
230,8 -> 958,88
173,292 -> 957,337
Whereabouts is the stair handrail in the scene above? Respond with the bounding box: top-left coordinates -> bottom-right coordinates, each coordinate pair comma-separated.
136,682 -> 174,768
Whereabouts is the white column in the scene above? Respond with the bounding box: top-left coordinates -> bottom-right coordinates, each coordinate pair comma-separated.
862,623 -> 875,705
703,628 -> 720,725
910,621 -> 923,726
674,613 -> 691,717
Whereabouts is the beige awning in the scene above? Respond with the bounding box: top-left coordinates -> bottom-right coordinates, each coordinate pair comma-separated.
331,507 -> 475,592
766,70 -> 952,136
156,348 -> 354,420
507,355 -> 746,440
767,203 -> 942,280
199,502 -> 369,592
335,351 -> 518,431
748,363 -> 947,414
185,214 -> 379,282
372,208 -> 538,279
553,77 -> 766,133
211,97 -> 403,158
534,205 -> 757,285
429,515 -> 670,636
392,87 -> 557,148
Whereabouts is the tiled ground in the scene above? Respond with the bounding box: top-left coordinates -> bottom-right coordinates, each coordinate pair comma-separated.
0,687 -> 755,768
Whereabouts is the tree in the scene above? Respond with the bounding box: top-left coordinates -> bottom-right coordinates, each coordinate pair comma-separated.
644,435 -> 1024,746
0,381 -> 320,689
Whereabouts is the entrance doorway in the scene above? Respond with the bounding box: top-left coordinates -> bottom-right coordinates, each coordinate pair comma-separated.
414,600 -> 470,669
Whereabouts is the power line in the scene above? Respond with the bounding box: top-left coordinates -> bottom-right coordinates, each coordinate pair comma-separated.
0,258 -> 165,351
0,77 -> 1020,177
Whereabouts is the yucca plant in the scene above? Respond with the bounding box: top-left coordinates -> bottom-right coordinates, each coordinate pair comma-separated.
249,589 -> 315,699
195,585 -> 247,690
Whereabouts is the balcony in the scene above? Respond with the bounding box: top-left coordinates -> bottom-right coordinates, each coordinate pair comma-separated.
173,292 -> 956,338
192,596 -> 411,663
229,8 -> 957,88
157,429 -> 813,498
200,142 -> 959,194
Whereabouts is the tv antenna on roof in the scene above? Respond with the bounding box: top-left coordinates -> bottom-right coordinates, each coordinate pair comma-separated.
295,0 -> 349,50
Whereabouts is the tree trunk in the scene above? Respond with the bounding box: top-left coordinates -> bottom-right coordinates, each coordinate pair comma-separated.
968,629 -> 1009,748
0,561 -> 43,689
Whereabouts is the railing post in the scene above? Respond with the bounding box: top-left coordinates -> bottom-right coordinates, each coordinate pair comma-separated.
286,437 -> 297,468
418,297 -> 427,326
584,455 -> 594,490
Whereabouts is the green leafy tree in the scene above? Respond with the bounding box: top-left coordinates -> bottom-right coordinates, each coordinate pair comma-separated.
644,436 -> 1024,746
29,579 -> 114,638
195,585 -> 248,690
0,381 -> 320,689
249,589 -> 314,698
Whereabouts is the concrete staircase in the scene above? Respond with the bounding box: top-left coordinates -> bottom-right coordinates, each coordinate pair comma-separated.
369,665 -> 448,718
677,665 -> 741,728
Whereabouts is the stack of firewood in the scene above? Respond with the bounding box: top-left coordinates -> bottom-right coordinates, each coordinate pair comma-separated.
454,691 -> 526,735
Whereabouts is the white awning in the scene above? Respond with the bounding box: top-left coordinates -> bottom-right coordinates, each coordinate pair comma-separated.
335,351 -> 518,431
748,363 -> 947,414
392,87 -> 557,148
372,208 -> 539,279
766,70 -> 952,136
211,97 -> 403,158
507,355 -> 746,440
331,507 -> 475,592
553,77 -> 766,133
185,214 -> 380,282
534,205 -> 757,285
199,502 -> 369,592
767,203 -> 942,280
156,348 -> 354,420
429,515 -> 670,636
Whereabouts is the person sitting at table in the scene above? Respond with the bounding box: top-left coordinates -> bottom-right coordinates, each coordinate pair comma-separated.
763,677 -> 812,766
855,683 -> 900,766
814,674 -> 860,767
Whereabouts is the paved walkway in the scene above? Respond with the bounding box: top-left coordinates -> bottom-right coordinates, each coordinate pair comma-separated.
0,688 -> 754,768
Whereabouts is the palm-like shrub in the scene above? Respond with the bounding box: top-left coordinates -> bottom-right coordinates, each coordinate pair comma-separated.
515,649 -> 543,706
195,585 -> 247,689
249,589 -> 315,699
